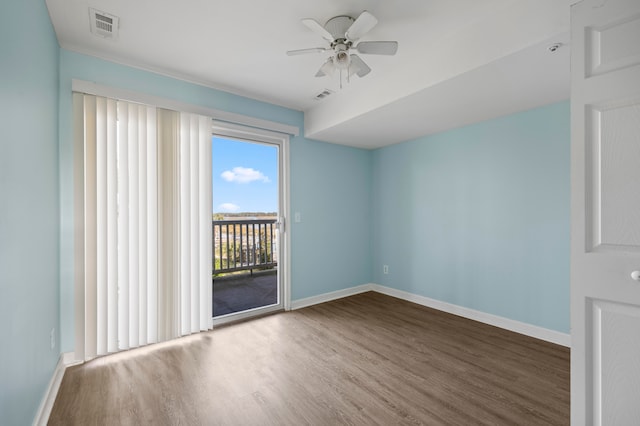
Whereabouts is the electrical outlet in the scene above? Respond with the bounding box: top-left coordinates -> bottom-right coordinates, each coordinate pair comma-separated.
50,328 -> 55,350
383,265 -> 389,274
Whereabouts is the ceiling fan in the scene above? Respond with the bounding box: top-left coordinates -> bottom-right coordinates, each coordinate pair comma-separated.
287,11 -> 398,86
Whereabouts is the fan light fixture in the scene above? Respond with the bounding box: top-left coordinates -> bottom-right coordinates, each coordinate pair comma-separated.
334,45 -> 352,86
334,46 -> 350,69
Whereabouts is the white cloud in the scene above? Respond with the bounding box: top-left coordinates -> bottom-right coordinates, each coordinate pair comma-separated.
218,203 -> 240,212
221,167 -> 270,184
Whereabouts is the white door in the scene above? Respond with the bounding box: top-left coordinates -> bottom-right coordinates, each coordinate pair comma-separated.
571,0 -> 640,424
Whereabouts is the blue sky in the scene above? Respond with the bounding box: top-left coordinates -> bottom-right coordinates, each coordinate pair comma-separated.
212,137 -> 278,213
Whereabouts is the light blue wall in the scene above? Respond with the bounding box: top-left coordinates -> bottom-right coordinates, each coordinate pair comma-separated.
290,139 -> 372,300
58,50 -> 373,351
372,102 -> 570,333
0,0 -> 60,424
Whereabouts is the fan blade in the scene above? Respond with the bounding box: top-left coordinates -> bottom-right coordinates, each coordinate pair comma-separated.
286,47 -> 328,56
355,41 -> 398,55
315,58 -> 335,77
349,54 -> 371,77
302,18 -> 334,42
345,10 -> 378,41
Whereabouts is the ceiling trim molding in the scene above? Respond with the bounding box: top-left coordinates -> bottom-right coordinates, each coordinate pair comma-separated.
62,44 -> 298,111
72,79 -> 300,136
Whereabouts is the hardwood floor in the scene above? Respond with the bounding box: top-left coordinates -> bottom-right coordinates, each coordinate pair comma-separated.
49,292 -> 569,425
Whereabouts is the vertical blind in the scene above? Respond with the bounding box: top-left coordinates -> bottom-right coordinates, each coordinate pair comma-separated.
179,114 -> 213,335
74,93 -> 212,360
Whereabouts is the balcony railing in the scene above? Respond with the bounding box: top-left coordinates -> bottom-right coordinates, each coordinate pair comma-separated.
213,219 -> 278,275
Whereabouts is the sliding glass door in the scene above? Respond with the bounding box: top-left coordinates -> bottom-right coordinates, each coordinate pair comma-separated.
211,123 -> 288,324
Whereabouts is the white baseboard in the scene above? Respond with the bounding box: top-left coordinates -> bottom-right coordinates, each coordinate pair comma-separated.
370,284 -> 570,347
290,284 -> 373,310
62,351 -> 83,366
291,283 -> 570,347
33,352 -> 72,426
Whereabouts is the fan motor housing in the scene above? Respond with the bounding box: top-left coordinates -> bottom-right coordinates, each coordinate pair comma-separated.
324,16 -> 354,40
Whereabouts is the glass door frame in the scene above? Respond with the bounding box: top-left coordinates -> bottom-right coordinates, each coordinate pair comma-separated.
210,121 -> 290,326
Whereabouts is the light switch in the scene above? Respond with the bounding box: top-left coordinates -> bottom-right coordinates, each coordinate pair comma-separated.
294,212 -> 301,223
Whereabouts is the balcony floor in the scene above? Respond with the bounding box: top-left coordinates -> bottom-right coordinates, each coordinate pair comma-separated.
212,269 -> 278,317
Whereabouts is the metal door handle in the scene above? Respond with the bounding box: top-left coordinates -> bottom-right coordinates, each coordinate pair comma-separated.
631,271 -> 640,281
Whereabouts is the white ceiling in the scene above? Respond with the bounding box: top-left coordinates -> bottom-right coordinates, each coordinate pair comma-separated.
45,0 -> 571,149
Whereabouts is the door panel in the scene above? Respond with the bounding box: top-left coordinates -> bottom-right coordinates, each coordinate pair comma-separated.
587,100 -> 640,251
571,0 -> 640,424
592,299 -> 640,424
586,13 -> 640,77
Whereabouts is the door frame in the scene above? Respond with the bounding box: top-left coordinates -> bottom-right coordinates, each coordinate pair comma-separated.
210,120 -> 291,326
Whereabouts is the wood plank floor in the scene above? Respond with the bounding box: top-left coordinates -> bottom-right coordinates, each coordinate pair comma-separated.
49,292 -> 569,425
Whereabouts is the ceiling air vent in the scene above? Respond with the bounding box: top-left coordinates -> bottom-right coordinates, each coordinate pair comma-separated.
89,8 -> 119,39
314,89 -> 333,100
